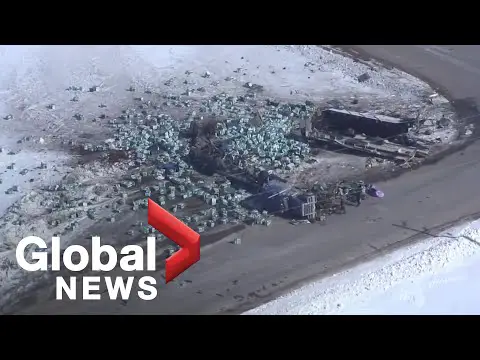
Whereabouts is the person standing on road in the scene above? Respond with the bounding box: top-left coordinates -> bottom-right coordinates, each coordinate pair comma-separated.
338,187 -> 347,214
355,182 -> 366,207
354,189 -> 361,207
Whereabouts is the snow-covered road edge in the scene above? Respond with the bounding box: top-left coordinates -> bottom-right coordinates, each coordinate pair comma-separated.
245,219 -> 480,315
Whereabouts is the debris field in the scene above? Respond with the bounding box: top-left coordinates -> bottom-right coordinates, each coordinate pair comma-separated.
0,84 -> 461,256
0,45 -> 468,312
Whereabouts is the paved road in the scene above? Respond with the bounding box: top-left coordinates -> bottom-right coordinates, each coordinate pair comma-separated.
21,45 -> 480,315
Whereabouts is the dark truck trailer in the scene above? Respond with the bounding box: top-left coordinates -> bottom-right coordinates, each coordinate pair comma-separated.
322,109 -> 414,138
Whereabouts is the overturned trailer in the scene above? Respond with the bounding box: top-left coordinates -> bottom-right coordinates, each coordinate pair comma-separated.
321,109 -> 415,138
243,180 -> 316,219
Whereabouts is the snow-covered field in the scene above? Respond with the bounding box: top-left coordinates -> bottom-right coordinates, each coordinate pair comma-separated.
0,45 -> 450,217
245,220 -> 480,315
0,45 -> 454,313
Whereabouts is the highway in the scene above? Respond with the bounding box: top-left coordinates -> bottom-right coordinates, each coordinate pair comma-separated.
21,45 -> 480,314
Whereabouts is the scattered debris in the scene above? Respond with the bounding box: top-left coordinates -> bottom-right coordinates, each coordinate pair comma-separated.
365,157 -> 384,169
357,72 -> 370,83
67,86 -> 83,91
436,117 -> 450,128
2,87 -> 448,243
5,186 -> 19,194
290,219 -> 311,225
244,82 -> 264,92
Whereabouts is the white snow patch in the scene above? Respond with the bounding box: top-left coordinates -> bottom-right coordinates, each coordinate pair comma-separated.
0,45 -> 439,124
245,220 -> 480,315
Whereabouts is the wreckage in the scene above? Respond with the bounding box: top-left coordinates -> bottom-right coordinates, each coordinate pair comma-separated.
185,119 -> 380,222
185,112 -> 320,220
106,99 -> 401,229
23,92 -> 449,243
321,108 -> 414,138
299,108 -> 434,165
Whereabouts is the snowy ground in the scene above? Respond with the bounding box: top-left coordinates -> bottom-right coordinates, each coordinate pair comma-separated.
0,45 -> 450,217
0,45 -> 455,313
245,219 -> 480,315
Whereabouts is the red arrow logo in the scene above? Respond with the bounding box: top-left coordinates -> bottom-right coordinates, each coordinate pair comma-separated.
147,199 -> 200,283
